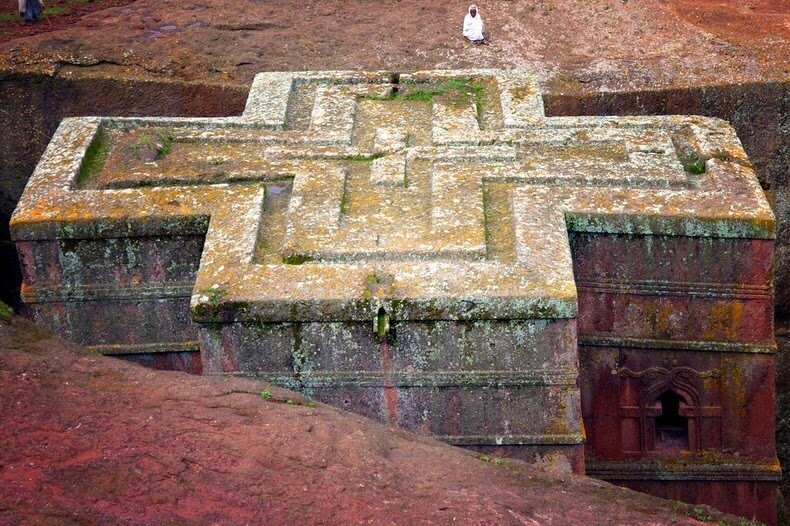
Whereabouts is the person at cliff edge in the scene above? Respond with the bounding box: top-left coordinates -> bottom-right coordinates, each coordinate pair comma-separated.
462,4 -> 489,45
19,0 -> 43,23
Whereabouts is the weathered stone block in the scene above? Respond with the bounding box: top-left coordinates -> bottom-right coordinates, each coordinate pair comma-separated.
199,318 -> 582,468
10,69 -> 779,522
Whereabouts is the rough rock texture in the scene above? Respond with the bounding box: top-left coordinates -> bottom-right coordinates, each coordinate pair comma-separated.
0,309 -> 758,525
0,0 -> 786,521
777,319 -> 790,523
0,0 -> 787,313
10,69 -> 780,522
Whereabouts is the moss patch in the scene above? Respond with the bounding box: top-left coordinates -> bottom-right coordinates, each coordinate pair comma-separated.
76,131 -> 109,187
0,302 -> 13,320
341,153 -> 385,163
282,253 -> 313,265
683,153 -> 707,175
130,131 -> 174,161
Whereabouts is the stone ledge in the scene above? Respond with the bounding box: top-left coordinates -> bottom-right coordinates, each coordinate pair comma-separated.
216,369 -> 580,388
587,461 -> 782,482
578,335 -> 777,354
86,340 -> 200,356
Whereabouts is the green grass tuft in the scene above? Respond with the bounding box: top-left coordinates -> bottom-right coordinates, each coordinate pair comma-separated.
478,454 -> 504,466
130,131 -> 174,160
155,131 -> 173,159
691,506 -> 713,522
199,286 -> 226,306
401,78 -> 478,102
43,5 -> 70,16
0,12 -> 21,22
361,78 -> 486,111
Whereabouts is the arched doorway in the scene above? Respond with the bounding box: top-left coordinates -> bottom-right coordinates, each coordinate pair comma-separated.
654,390 -> 689,451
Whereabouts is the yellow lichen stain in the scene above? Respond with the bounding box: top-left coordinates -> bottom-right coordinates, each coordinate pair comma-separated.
721,361 -> 748,413
702,302 -> 743,341
509,85 -> 536,102
546,395 -> 571,434
644,303 -> 676,339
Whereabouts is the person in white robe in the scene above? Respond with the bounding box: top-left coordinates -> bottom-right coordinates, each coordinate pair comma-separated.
19,0 -> 43,23
462,5 -> 488,45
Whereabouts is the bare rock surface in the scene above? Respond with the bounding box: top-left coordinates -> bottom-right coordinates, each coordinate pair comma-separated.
0,310 -> 746,525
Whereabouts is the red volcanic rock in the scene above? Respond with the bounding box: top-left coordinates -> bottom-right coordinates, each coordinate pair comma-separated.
0,311 -> 744,525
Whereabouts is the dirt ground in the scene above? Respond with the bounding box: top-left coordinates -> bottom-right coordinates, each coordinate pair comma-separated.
0,0 -> 786,88
2,0 -> 787,50
0,309 -> 752,525
0,0 -> 131,42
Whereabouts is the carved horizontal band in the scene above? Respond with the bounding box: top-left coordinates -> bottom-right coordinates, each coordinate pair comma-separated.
442,434 -> 585,446
217,369 -> 579,388
579,335 -> 776,354
22,279 -> 772,305
619,405 -> 722,418
87,341 -> 199,355
21,283 -> 194,303
575,278 -> 772,300
587,461 -> 782,482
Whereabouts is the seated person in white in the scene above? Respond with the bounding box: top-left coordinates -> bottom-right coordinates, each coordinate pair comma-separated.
462,4 -> 489,45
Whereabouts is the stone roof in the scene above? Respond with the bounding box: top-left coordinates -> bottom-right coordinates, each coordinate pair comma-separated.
10,69 -> 775,323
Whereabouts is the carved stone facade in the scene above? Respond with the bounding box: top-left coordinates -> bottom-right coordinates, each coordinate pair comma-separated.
11,70 -> 779,523
617,363 -> 722,453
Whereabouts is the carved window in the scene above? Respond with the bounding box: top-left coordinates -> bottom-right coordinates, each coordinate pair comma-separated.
617,364 -> 720,454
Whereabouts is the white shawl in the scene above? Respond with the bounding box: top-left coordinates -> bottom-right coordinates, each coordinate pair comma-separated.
463,4 -> 484,41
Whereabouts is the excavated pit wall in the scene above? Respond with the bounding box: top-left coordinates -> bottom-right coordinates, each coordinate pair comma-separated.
0,72 -> 249,309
